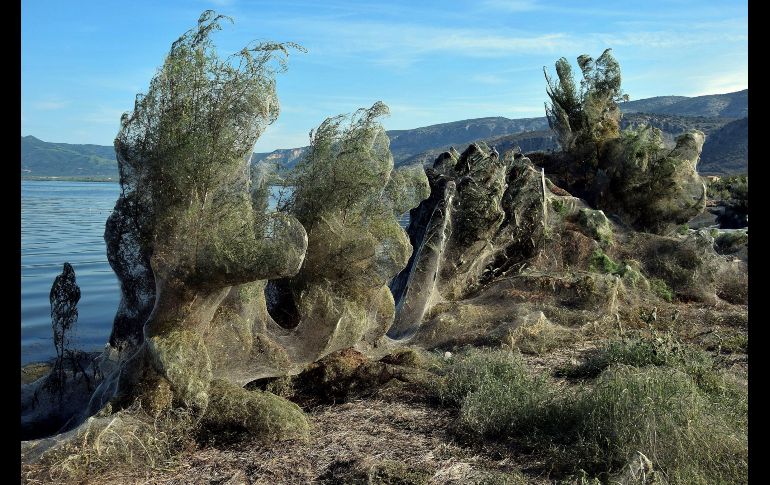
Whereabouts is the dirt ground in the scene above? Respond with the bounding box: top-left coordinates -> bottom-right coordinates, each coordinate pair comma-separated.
148,393 -> 548,484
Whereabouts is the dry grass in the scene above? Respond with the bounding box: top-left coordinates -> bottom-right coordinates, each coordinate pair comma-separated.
153,398 -> 543,484
22,405 -> 197,485
504,314 -> 577,355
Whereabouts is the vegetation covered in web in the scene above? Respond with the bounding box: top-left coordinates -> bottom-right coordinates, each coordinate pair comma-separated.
544,48 -> 627,158
542,49 -> 706,234
280,102 -> 429,294
46,263 -> 82,396
113,10 -> 307,288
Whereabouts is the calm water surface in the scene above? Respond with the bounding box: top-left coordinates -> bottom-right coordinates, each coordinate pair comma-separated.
21,181 -> 121,365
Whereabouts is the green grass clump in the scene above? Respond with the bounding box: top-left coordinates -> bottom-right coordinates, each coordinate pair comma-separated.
436,347 -> 747,483
649,277 -> 673,302
714,230 -> 748,254
437,348 -> 537,406
575,365 -> 746,483
560,333 -> 748,428
588,249 -> 623,274
436,349 -> 571,448
558,333 -> 702,379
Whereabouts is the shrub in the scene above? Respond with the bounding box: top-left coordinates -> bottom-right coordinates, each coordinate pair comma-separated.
544,49 -> 624,155
47,262 -> 82,395
437,347 -> 747,482
649,277 -> 673,302
439,349 -> 568,446
588,249 -> 622,274
559,333 -> 710,379
575,365 -> 746,483
714,230 -> 748,255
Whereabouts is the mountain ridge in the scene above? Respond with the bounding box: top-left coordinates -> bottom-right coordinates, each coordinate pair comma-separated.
22,89 -> 747,178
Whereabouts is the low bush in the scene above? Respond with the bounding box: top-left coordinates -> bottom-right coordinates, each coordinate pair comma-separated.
436,347 -> 747,483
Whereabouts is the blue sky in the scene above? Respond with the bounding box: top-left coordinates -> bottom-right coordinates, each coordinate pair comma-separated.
21,0 -> 747,152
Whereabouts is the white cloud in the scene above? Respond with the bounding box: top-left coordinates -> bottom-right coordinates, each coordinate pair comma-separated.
687,72 -> 748,97
260,15 -> 746,70
74,106 -> 126,126
252,122 -> 311,152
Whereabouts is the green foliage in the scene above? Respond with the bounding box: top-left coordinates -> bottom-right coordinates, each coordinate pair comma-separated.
118,10 -> 303,212
708,174 -> 748,202
436,349 -> 560,443
551,199 -> 568,214
676,224 -> 689,235
560,333 -> 712,379
282,102 -> 428,297
575,365 -> 746,483
112,10 -> 310,289
588,249 -> 621,274
714,230 -> 748,254
649,278 -> 674,302
286,102 -> 393,228
711,175 -> 748,228
544,49 -> 625,154
436,348 -> 540,407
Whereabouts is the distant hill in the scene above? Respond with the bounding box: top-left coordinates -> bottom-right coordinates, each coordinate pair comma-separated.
250,116 -> 549,171
619,96 -> 690,114
400,112 -> 744,172
251,147 -> 307,171
698,117 -> 748,175
398,130 -> 558,167
21,136 -> 118,178
386,116 -> 548,163
621,89 -> 747,118
22,90 -> 747,179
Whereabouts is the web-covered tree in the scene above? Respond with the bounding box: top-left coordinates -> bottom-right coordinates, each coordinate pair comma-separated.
541,49 -> 705,234
46,263 -> 81,398
86,10 -> 309,425
544,48 -> 627,159
264,102 -> 429,358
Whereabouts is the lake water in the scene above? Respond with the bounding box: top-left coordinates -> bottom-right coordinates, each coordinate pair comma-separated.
21,181 -> 412,365
21,181 -> 121,365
